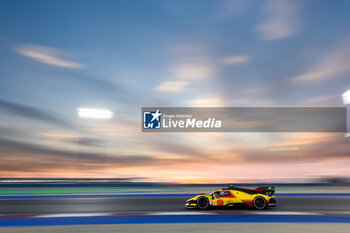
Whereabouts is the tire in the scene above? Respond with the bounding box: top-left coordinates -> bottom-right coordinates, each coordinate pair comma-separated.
253,196 -> 266,210
196,196 -> 209,210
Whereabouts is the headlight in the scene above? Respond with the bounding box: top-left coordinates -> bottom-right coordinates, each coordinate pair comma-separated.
186,199 -> 196,204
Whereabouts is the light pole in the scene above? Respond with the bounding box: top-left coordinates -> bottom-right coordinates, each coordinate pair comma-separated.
342,90 -> 350,137
76,107 -> 114,176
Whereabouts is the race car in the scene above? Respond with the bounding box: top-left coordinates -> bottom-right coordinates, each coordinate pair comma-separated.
185,186 -> 276,210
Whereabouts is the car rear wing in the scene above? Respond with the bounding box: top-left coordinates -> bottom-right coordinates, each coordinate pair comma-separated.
258,186 -> 275,196
225,185 -> 275,196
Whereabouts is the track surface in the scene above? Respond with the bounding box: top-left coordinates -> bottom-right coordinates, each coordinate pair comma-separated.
1,196 -> 350,215
1,223 -> 350,233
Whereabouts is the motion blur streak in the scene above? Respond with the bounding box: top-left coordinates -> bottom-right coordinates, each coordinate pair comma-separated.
2,195 -> 350,215
1,211 -> 350,227
1,0 -> 350,231
0,223 -> 349,233
1,0 -> 350,183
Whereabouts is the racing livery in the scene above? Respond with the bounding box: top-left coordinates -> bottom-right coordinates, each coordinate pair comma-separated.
186,186 -> 276,210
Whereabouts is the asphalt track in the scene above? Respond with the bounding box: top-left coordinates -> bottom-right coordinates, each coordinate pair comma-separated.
1,196 -> 350,215
2,223 -> 350,233
1,195 -> 350,227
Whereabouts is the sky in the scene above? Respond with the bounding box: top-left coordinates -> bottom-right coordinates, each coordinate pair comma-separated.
0,0 -> 350,183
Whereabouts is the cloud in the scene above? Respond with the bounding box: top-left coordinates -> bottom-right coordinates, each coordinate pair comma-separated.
245,85 -> 271,94
289,42 -> 350,84
14,44 -> 85,68
155,81 -> 189,92
39,131 -> 104,147
257,0 -> 299,40
40,132 -> 76,139
55,70 -> 135,105
0,125 -> 33,139
67,137 -> 105,147
222,55 -> 250,65
0,99 -> 74,129
185,96 -> 225,107
172,63 -> 214,80
154,59 -> 215,94
300,95 -> 341,106
216,0 -> 250,18
0,137 -> 155,166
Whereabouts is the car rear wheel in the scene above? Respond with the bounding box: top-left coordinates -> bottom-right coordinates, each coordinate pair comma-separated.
196,196 -> 209,209
253,196 -> 266,209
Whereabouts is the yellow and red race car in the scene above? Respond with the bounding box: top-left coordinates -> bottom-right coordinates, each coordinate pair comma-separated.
185,186 -> 276,210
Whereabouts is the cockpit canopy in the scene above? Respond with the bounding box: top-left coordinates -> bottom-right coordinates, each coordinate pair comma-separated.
209,190 -> 231,197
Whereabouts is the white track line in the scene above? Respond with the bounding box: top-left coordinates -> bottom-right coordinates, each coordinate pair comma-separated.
252,211 -> 321,215
148,212 -> 216,215
33,213 -> 113,218
25,211 -> 350,218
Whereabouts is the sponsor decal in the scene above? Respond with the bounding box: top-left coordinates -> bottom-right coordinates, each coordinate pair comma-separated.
217,200 -> 224,206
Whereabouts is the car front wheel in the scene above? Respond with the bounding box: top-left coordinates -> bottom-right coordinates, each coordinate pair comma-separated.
196,196 -> 209,210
